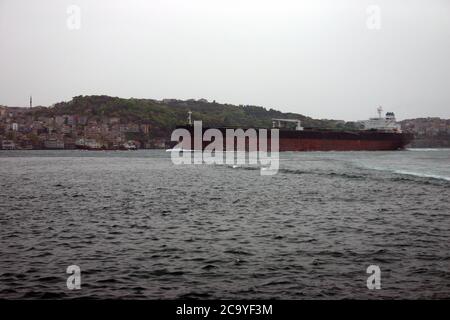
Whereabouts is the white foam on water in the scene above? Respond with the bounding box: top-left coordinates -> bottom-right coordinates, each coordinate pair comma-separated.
352,163 -> 450,182
406,148 -> 450,152
393,170 -> 450,182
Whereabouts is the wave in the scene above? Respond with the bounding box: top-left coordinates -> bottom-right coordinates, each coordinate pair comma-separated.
393,170 -> 450,182
363,166 -> 450,183
406,148 -> 450,152
351,161 -> 450,183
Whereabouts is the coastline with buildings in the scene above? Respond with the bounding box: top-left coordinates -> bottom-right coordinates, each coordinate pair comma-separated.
0,103 -> 167,151
0,96 -> 449,150
400,117 -> 450,148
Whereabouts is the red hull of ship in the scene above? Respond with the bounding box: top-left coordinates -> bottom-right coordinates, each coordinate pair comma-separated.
177,126 -> 413,152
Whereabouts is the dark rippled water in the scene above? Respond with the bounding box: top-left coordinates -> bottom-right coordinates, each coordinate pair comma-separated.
0,149 -> 449,299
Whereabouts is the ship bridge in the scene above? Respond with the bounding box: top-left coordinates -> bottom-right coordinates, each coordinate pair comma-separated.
359,107 -> 402,132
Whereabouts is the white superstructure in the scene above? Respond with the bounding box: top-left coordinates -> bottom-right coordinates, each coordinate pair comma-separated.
360,107 -> 402,132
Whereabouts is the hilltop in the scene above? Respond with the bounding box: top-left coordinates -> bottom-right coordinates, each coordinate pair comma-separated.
2,96 -> 449,149
0,95 -> 359,150
28,95 -> 359,137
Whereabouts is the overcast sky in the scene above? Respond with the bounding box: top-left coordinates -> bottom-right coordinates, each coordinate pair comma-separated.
0,0 -> 449,120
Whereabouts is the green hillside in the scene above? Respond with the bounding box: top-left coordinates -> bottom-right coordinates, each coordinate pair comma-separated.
30,95 -> 360,137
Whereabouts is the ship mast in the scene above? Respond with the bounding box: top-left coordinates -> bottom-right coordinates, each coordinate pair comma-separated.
377,106 -> 383,118
187,111 -> 192,125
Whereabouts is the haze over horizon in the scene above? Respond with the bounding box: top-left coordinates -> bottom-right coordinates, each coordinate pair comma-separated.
1,0 -> 449,121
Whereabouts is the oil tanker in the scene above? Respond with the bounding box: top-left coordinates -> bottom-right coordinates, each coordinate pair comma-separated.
176,107 -> 413,152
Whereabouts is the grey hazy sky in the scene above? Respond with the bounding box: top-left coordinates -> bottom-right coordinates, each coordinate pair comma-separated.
1,0 -> 449,120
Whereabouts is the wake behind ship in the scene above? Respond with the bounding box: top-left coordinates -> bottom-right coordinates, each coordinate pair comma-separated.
177,108 -> 413,151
